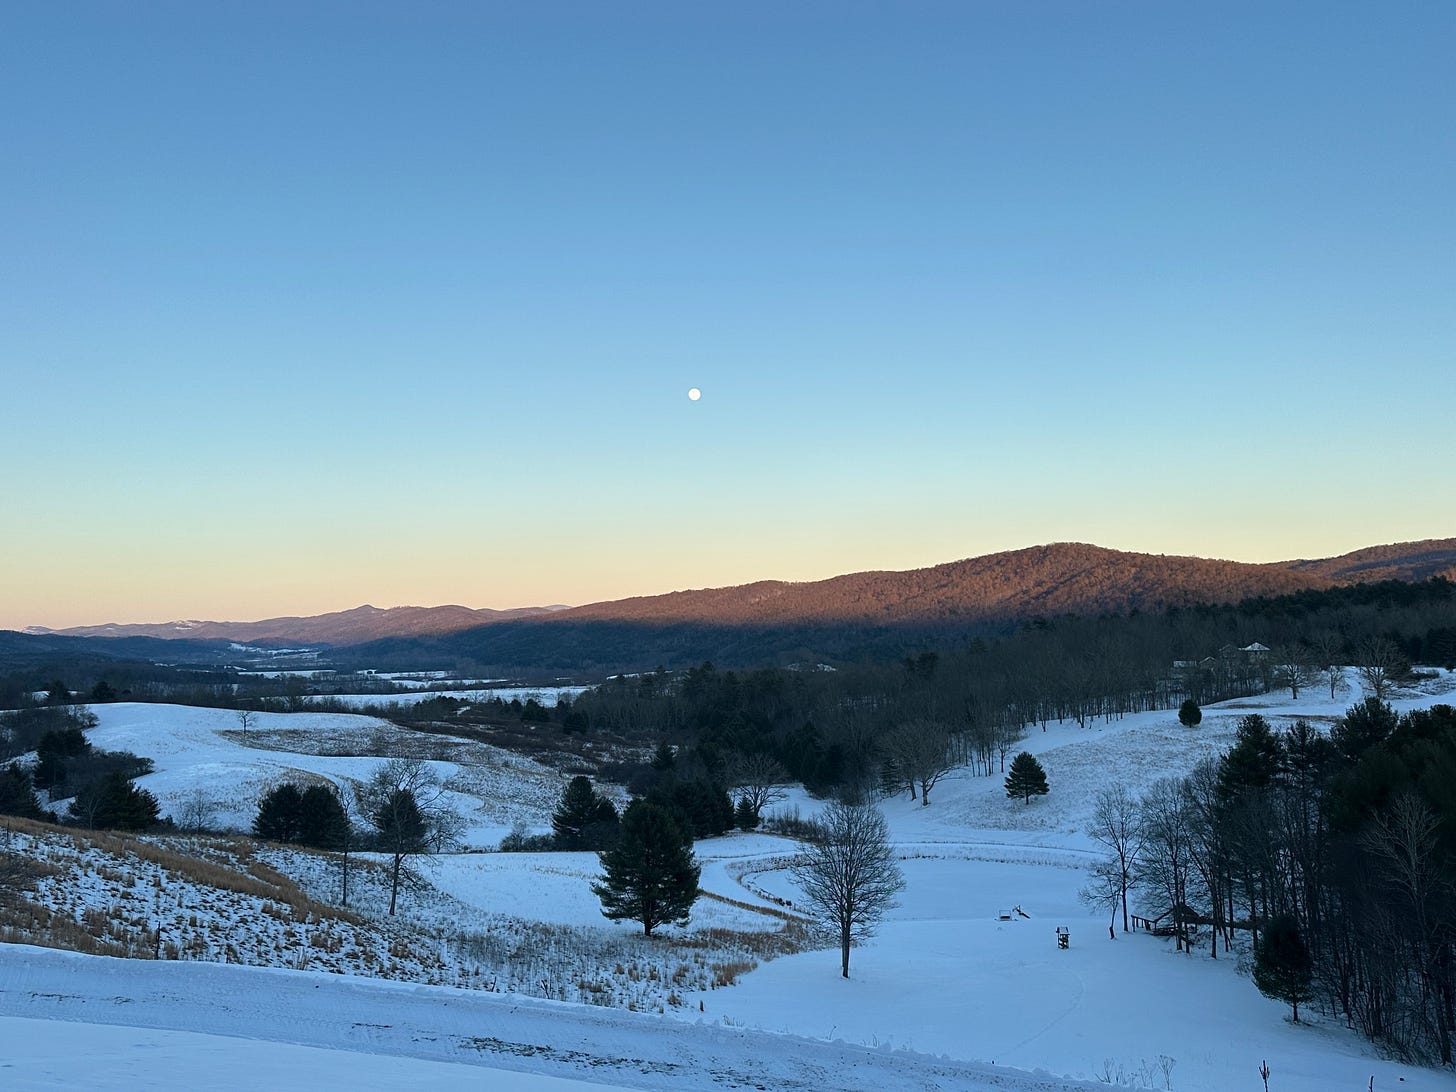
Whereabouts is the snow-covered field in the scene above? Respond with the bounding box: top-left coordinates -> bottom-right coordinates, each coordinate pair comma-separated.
71,703 -> 583,846
314,685 -> 590,710
0,947 -> 1111,1091
3,668 -> 1453,1090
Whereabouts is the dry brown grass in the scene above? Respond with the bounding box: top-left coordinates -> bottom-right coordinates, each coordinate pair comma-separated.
0,895 -> 153,959
696,888 -> 807,924
0,849 -> 59,898
710,959 -> 756,988
0,815 -> 362,945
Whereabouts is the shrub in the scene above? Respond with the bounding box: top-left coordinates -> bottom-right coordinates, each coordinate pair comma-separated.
497,822 -> 556,852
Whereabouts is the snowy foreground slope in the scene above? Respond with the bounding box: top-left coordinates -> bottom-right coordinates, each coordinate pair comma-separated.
0,946 -> 1109,1092
4,671 -> 1454,1089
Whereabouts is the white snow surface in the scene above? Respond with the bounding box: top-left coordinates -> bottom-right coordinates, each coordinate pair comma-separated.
315,685 -> 589,709
0,946 -> 1107,1091
4,668 -> 1454,1089
73,702 -> 575,846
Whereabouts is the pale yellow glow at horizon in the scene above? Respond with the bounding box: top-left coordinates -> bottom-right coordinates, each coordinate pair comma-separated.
4,512 -> 1447,630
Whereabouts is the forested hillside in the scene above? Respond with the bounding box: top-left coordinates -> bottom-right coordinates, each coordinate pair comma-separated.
342,571 -> 1456,675
555,578 -> 1456,794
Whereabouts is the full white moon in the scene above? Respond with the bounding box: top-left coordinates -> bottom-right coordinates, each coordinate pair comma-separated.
687,387 -> 702,401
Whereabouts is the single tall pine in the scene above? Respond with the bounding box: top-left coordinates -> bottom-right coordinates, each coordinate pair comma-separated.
1004,752 -> 1049,804
553,776 -> 619,850
592,801 -> 700,936
1253,914 -> 1314,1022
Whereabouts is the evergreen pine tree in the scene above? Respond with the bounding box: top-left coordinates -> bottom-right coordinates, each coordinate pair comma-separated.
0,763 -> 47,819
73,772 -> 161,831
297,784 -> 349,849
1004,751 -> 1049,804
107,778 -> 162,831
734,795 -> 760,830
1253,914 -> 1314,1022
1330,696 -> 1398,762
592,801 -> 700,936
553,776 -> 605,849
253,783 -> 304,843
1217,713 -> 1284,801
34,726 -> 90,792
650,782 -> 698,844
1178,699 -> 1202,728
586,794 -> 620,849
684,780 -> 734,838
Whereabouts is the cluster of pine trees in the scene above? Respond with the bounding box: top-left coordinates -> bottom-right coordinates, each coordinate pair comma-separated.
253,782 -> 349,848
0,706 -> 160,830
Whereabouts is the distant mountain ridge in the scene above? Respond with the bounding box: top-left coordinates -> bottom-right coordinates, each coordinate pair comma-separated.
547,539 -> 1456,627
29,603 -> 566,646
27,539 -> 1456,647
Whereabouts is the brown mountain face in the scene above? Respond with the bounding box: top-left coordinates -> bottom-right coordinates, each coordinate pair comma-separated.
554,539 -> 1456,629
29,538 -> 1455,646
1281,538 -> 1456,584
553,543 -> 1332,627
31,603 -> 563,646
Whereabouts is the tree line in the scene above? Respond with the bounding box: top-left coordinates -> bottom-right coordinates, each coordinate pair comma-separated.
558,579 -> 1453,800
0,705 -> 160,830
1084,700 -> 1456,1064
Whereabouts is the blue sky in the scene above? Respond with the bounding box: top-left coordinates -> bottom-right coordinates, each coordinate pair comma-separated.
3,2 -> 1453,626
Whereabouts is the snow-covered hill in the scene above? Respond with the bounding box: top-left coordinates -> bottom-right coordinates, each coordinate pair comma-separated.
2,669 -> 1453,1089
73,702 -> 582,846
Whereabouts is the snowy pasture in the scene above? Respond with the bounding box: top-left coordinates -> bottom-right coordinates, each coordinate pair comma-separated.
73,702 -> 575,846
315,685 -> 590,710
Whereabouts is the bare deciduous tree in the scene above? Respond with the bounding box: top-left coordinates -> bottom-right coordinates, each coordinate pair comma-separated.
1357,637 -> 1403,701
1139,778 -> 1196,953
1087,784 -> 1144,933
791,800 -> 905,978
1271,646 -> 1316,700
175,786 -> 218,833
1361,793 -> 1456,1065
882,719 -> 963,806
1310,632 -> 1346,699
357,758 -> 465,915
994,716 -> 1028,774
236,707 -> 256,741
726,753 -> 792,821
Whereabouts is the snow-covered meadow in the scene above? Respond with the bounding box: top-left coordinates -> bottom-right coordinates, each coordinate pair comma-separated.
71,702 -> 586,846
314,685 -> 590,710
3,668 -> 1453,1089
